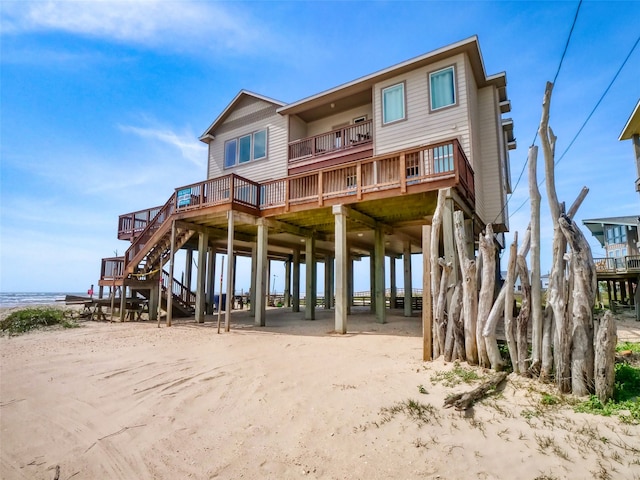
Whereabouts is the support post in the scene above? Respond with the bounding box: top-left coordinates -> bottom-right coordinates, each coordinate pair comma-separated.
149,281 -> 158,321
347,255 -> 353,315
324,255 -> 332,309
403,241 -> 412,317
369,252 -> 376,313
250,242 -> 257,315
374,226 -> 386,324
225,211 -> 235,332
292,249 -> 300,313
255,221 -> 268,326
305,236 -> 316,320
195,231 -> 208,323
422,225 -> 433,361
284,256 -> 292,308
390,256 -> 397,309
206,248 -> 216,314
185,249 -> 193,292
333,205 -> 348,333
166,220 -> 176,327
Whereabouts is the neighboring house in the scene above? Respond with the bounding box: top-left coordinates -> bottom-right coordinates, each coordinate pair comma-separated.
583,216 -> 639,314
583,216 -> 639,267
99,36 -> 515,333
619,99 -> 640,194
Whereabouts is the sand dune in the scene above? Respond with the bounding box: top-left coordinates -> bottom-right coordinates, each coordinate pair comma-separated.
1,308 -> 639,479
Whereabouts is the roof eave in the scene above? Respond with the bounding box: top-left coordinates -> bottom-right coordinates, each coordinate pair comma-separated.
200,90 -> 285,140
278,35 -> 502,117
619,99 -> 640,141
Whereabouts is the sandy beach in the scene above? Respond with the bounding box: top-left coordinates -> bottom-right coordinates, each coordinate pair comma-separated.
1,307 -> 639,479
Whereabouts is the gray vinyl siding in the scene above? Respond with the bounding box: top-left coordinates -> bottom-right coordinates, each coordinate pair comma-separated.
466,60 -> 484,222
373,53 -> 470,157
208,97 -> 287,182
477,86 -> 505,227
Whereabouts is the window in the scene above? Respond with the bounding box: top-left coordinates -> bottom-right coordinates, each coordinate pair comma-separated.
253,130 -> 266,160
433,143 -> 454,173
224,129 -> 267,168
429,66 -> 456,110
239,135 -> 252,163
382,83 -> 405,124
224,139 -> 237,168
606,225 -> 627,244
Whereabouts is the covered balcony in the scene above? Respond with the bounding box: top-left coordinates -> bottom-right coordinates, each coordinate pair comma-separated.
288,119 -> 373,173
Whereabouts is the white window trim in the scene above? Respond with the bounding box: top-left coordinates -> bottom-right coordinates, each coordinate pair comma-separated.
223,128 -> 268,169
428,65 -> 457,112
381,82 -> 406,126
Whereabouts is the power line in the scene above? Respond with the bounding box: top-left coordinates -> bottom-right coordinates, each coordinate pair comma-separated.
492,0 -> 582,224
508,32 -> 640,219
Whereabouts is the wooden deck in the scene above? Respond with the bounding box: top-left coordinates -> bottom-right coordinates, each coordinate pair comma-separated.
594,255 -> 640,280
105,138 -> 475,293
117,138 -> 474,240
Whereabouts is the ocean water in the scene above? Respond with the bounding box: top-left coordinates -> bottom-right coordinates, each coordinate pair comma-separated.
0,292 -> 87,309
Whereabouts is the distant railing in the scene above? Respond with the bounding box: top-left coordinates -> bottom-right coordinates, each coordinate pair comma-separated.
594,255 -> 640,274
261,138 -> 474,209
288,120 -> 373,162
118,206 -> 163,239
101,256 -> 125,281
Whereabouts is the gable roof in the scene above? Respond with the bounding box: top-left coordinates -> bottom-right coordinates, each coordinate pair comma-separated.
199,90 -> 285,142
619,99 -> 640,141
582,215 -> 639,246
277,36 -> 506,118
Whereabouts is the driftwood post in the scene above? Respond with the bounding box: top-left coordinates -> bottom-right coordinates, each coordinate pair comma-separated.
595,311 -> 617,403
454,210 -> 478,365
504,232 -> 519,372
435,259 -> 452,356
528,145 -> 543,371
516,255 -> 531,374
431,190 -> 446,357
449,282 -> 465,362
478,224 -> 501,370
559,214 -> 597,396
443,372 -> 508,410
539,81 -> 571,392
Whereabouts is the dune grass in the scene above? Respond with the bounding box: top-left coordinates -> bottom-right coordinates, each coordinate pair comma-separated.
0,307 -> 79,335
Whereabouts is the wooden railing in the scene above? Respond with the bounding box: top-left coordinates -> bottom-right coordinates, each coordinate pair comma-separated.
124,195 -> 176,270
174,174 -> 261,212
288,120 -> 373,162
118,206 -> 163,240
162,269 -> 196,308
101,256 -> 125,281
594,255 -> 640,274
261,139 -> 474,209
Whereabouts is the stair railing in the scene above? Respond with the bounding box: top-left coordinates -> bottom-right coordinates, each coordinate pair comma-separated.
124,193 -> 176,272
162,269 -> 196,308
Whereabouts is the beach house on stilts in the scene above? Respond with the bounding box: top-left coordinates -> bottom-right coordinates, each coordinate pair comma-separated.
98,36 -> 515,335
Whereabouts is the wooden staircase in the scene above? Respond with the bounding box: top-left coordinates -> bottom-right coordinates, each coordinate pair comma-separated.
100,191 -> 199,318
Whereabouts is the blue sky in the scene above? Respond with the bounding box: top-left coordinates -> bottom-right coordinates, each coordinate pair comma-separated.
1,1 -> 638,294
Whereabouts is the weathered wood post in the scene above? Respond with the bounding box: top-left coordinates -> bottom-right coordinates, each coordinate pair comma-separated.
454,210 -> 478,365
595,311 -> 616,403
478,224 -> 498,369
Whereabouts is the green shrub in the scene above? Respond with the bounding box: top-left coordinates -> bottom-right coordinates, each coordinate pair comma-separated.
574,362 -> 640,424
616,342 -> 640,354
0,307 -> 78,335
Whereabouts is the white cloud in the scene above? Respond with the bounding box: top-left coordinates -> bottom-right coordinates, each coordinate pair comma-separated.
118,122 -> 207,168
1,0 -> 268,54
